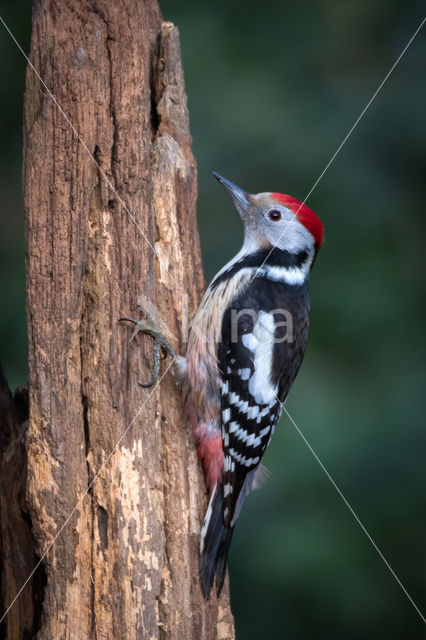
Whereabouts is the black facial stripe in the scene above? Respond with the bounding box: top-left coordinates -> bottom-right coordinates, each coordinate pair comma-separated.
210,248 -> 308,289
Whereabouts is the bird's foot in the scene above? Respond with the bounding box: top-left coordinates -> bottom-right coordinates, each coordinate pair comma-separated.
119,303 -> 176,388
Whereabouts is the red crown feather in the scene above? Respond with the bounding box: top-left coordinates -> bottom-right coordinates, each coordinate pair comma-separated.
271,193 -> 324,247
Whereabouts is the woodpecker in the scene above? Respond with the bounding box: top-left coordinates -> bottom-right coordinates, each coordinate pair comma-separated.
121,173 -> 324,599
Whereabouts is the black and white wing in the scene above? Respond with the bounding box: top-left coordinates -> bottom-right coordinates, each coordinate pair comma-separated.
218,277 -> 310,527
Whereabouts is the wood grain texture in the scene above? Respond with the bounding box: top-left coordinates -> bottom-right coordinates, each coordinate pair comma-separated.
20,1 -> 235,637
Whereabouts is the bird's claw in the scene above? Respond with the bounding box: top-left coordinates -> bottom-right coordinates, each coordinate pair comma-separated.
119,310 -> 176,388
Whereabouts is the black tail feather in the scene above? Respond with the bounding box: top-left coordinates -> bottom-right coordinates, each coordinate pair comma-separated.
215,527 -> 234,596
200,485 -> 234,599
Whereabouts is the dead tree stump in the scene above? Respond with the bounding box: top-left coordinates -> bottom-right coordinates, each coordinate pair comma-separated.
0,1 -> 235,638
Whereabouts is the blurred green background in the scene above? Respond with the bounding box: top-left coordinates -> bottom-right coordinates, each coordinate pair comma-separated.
1,1 -> 425,637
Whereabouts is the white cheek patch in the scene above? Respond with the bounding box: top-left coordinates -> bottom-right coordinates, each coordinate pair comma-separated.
260,264 -> 307,285
268,212 -> 315,254
242,311 -> 278,405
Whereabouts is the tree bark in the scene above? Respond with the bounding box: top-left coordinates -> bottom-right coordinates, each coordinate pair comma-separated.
2,0 -> 236,638
0,368 -> 44,639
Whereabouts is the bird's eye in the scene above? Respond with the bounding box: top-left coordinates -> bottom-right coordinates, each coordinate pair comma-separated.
268,209 -> 281,222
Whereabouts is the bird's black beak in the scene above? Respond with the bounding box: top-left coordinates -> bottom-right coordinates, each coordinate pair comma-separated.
213,172 -> 251,211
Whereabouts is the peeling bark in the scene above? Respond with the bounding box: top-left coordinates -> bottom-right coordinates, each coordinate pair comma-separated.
3,0 -> 237,637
